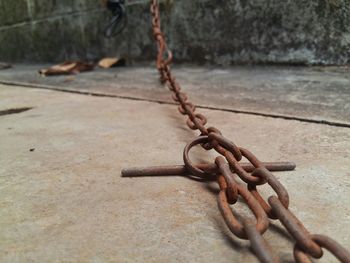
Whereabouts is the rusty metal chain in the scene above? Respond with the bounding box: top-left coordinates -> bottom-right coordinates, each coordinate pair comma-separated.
146,1 -> 350,262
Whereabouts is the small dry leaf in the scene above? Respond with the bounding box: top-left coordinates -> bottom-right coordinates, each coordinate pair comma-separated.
98,57 -> 126,69
39,61 -> 95,76
0,63 -> 12,70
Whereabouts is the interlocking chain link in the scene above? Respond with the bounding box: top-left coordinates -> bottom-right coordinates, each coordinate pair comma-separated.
150,1 -> 350,262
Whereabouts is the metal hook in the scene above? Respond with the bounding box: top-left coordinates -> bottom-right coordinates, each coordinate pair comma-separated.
104,0 -> 127,38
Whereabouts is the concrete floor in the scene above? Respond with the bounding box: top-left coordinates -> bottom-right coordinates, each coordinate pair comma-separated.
0,65 -> 349,127
0,66 -> 349,262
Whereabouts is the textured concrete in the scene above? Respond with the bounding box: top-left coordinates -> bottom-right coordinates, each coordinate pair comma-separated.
0,84 -> 349,262
0,65 -> 349,126
0,0 -> 350,64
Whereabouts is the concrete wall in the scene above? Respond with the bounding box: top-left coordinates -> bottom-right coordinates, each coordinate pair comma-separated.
0,0 -> 349,65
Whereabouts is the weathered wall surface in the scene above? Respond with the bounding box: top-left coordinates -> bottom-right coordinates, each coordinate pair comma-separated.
0,0 -> 349,65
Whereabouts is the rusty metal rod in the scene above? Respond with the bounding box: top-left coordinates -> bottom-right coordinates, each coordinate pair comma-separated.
121,161 -> 296,177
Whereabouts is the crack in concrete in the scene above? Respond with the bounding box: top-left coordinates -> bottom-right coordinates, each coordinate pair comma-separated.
0,80 -> 349,128
0,107 -> 33,116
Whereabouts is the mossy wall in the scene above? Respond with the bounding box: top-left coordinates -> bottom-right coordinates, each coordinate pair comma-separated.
0,0 -> 349,65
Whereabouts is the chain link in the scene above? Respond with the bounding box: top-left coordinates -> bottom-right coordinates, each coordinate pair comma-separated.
149,1 -> 350,262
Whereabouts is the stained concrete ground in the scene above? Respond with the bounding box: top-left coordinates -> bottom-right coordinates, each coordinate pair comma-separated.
0,65 -> 349,262
0,64 -> 350,126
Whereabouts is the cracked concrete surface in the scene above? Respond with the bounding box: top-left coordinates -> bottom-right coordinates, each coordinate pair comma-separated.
0,65 -> 349,127
0,78 -> 349,262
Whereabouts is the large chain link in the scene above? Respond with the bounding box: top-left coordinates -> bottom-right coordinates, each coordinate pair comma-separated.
150,1 -> 350,262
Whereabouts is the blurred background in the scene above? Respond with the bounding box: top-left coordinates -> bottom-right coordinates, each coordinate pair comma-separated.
0,0 -> 349,65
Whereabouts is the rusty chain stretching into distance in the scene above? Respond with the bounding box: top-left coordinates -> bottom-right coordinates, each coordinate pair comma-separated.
126,1 -> 350,262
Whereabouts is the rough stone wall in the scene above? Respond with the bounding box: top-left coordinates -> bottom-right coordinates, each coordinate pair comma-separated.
0,0 -> 349,65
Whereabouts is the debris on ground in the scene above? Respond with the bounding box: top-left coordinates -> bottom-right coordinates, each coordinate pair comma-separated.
0,63 -> 12,70
39,61 -> 95,76
98,57 -> 126,68
38,58 -> 125,76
